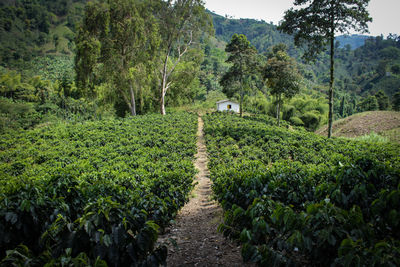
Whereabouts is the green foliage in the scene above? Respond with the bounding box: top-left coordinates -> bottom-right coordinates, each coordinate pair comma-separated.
341,36 -> 400,99
157,0 -> 213,115
0,0 -> 86,67
279,0 -> 371,61
336,35 -> 369,50
289,116 -> 304,126
375,90 -> 390,110
263,44 -> 301,125
0,97 -> 41,131
23,55 -> 74,83
2,0 -> 399,121
380,46 -> 400,60
333,91 -> 357,119
393,91 -> 400,111
300,111 -> 320,131
220,34 -> 259,116
391,64 -> 400,75
210,12 -> 297,57
168,49 -> 205,106
371,75 -> 400,98
358,95 -> 379,112
243,92 -> 272,115
0,69 -> 100,132
75,0 -> 160,116
279,0 -> 372,137
203,112 -> 400,266
339,95 -> 346,117
0,112 -> 198,265
287,95 -> 328,130
198,39 -> 229,95
354,132 -> 388,143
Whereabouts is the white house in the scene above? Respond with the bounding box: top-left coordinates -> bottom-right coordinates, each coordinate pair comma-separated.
216,100 -> 240,113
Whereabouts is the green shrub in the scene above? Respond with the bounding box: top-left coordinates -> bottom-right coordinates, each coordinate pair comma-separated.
355,132 -> 388,143
203,113 -> 400,266
300,111 -> 320,131
282,104 -> 295,121
289,116 -> 304,126
0,112 -> 198,265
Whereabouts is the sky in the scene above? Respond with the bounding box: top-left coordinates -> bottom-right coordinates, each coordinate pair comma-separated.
203,0 -> 400,37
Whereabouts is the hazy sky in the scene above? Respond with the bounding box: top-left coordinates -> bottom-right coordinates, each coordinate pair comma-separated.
204,0 -> 400,37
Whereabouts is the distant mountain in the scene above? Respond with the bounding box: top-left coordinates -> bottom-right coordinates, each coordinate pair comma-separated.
209,11 -> 297,56
336,34 -> 370,50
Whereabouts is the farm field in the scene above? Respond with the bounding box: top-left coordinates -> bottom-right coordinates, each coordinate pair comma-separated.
204,113 -> 400,266
0,113 -> 198,266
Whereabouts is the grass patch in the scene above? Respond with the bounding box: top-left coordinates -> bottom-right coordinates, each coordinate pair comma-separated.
354,132 -> 388,143
380,127 -> 400,144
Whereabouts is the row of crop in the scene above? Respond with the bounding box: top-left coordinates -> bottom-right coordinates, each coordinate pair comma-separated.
0,113 -> 198,266
203,113 -> 400,266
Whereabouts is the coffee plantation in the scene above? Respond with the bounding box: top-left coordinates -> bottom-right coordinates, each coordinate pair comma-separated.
0,113 -> 197,266
203,113 -> 400,266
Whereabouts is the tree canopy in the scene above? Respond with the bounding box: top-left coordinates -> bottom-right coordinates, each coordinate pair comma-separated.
220,34 -> 259,117
157,0 -> 212,115
75,0 -> 159,116
279,0 -> 372,137
263,44 -> 301,126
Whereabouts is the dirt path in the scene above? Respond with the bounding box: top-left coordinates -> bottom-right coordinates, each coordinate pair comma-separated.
159,116 -> 249,266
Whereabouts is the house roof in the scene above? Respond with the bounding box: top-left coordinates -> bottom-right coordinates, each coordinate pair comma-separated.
216,99 -> 239,104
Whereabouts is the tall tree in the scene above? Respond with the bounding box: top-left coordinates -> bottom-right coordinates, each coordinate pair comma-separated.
339,95 -> 346,117
75,0 -> 159,116
156,0 -> 212,115
220,34 -> 258,117
262,44 -> 301,126
279,0 -> 372,137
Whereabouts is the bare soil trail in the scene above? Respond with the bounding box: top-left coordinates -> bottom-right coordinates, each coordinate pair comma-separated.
159,116 -> 251,266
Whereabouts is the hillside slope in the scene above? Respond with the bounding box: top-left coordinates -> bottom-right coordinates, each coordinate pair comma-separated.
0,0 -> 85,67
316,111 -> 400,142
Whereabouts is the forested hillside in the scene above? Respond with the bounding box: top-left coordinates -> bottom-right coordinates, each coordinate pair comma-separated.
1,0 -> 215,128
210,13 -> 298,56
0,0 -> 85,65
208,12 -> 400,126
1,1 -> 400,131
211,12 -> 400,99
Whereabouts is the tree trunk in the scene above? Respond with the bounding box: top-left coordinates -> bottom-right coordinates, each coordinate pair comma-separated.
160,92 -> 166,115
328,6 -> 335,138
328,34 -> 334,138
160,53 -> 169,116
129,84 -> 136,116
277,93 -> 281,126
239,90 -> 244,117
276,98 -> 279,120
